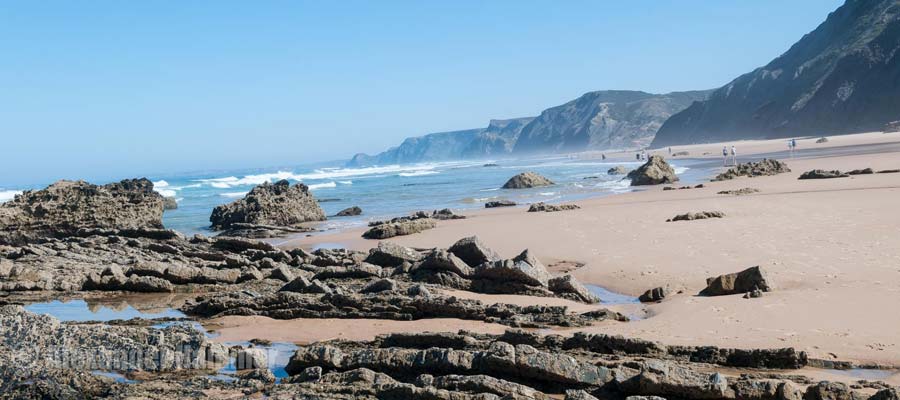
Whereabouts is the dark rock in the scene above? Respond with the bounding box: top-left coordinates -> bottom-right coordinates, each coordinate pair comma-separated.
717,188 -> 760,196
639,286 -> 669,303
502,172 -> 554,189
627,156 -> 679,186
0,179 -> 164,245
474,249 -> 551,288
713,159 -> 791,181
816,137 -> 829,144
365,241 -> 423,267
334,206 -> 363,217
362,218 -> 436,239
528,202 -> 581,212
415,249 -> 474,278
162,196 -> 178,210
361,278 -> 397,293
878,169 -> 900,174
608,166 -> 629,175
548,274 -> 600,303
798,170 -> 850,179
431,208 -> 466,220
700,266 -> 772,296
209,179 -> 325,230
448,236 -> 500,267
485,200 -> 517,208
667,211 -> 725,222
847,168 -> 874,175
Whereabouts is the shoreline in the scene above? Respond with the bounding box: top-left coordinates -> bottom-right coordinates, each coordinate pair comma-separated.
274,131 -> 900,366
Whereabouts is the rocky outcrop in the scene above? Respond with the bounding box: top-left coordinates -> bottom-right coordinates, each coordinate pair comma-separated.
0,179 -> 164,245
473,250 -> 552,290
652,0 -> 900,146
334,206 -> 362,217
502,172 -> 554,189
362,215 -> 436,239
627,156 -> 679,186
485,200 -> 517,208
549,274 -> 600,303
847,168 -> 874,175
448,236 -> 501,267
667,211 -> 725,222
700,266 -> 772,296
712,159 -> 791,181
608,166 -> 629,175
639,286 -> 670,303
798,170 -> 850,179
514,90 -> 712,153
528,202 -> 581,212
816,137 -> 830,144
162,197 -> 178,210
717,188 -> 760,196
209,179 -> 325,232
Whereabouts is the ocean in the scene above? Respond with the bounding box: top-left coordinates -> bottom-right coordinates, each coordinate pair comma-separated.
1,155 -> 711,237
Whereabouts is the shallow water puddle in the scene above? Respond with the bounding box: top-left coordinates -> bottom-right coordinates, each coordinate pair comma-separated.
825,368 -> 899,381
584,284 -> 640,305
25,299 -> 186,322
215,341 -> 299,382
91,371 -> 138,384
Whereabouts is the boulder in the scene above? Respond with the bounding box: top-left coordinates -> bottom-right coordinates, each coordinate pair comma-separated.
548,274 -> 600,303
362,218 -> 436,239
627,156 -> 679,186
0,179 -> 165,245
528,203 -> 581,212
700,266 -> 772,296
798,170 -> 850,179
235,348 -> 268,370
364,241 -> 423,267
414,249 -> 474,278
638,286 -> 669,303
816,137 -> 829,143
162,197 -> 178,210
448,236 -> 500,267
361,278 -> 397,293
475,250 -> 551,287
607,166 -> 629,175
667,211 -> 725,222
502,172 -> 554,189
209,180 -> 326,230
713,159 -> 791,181
334,206 -> 362,217
485,200 -> 517,208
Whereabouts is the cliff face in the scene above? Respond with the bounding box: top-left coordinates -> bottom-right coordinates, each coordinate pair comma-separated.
513,90 -> 711,154
348,90 -> 707,167
346,118 -> 533,167
652,0 -> 900,147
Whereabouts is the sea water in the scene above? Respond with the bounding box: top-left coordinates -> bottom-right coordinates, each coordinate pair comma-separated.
2,154 -> 711,237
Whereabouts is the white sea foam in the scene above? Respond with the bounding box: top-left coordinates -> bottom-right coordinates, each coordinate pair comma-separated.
0,190 -> 23,203
152,180 -> 170,188
398,170 -> 438,177
155,189 -> 177,198
674,166 -> 690,174
220,191 -> 249,198
539,192 -> 557,196
308,182 -> 337,190
338,180 -> 353,185
194,164 -> 452,189
480,188 -> 500,192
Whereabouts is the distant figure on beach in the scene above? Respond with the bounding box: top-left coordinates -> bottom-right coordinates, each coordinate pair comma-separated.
636,153 -> 641,161
641,150 -> 647,161
722,146 -> 728,166
601,154 -> 606,160
668,147 -> 672,155
730,145 -> 737,166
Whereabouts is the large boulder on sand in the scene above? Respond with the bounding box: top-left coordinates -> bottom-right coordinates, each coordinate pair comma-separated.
700,266 -> 772,296
448,236 -> 501,267
474,249 -> 551,287
209,180 -> 326,230
502,172 -> 554,189
0,179 -> 165,245
549,274 -> 599,303
627,156 -> 679,186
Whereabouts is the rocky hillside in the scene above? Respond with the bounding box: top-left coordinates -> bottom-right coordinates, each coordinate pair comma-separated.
347,118 -> 533,167
513,90 -> 711,154
348,90 -> 708,166
652,0 -> 900,147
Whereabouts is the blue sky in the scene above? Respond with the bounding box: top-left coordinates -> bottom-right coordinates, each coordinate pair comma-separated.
1,0 -> 843,185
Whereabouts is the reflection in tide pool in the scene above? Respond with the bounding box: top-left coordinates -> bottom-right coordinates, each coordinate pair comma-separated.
216,341 -> 299,382
585,284 -> 640,305
25,299 -> 186,322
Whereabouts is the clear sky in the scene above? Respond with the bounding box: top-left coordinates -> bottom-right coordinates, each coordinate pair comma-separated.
1,0 -> 843,185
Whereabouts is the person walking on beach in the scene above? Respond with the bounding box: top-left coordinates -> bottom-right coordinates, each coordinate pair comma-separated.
722,146 -> 728,166
730,145 -> 737,166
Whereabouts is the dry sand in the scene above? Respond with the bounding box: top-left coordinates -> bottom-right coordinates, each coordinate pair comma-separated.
273,131 -> 900,366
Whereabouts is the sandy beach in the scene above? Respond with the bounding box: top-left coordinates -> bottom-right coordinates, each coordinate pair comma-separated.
275,131 -> 900,366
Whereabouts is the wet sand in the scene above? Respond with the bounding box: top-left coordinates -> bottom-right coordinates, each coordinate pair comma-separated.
274,131 -> 900,365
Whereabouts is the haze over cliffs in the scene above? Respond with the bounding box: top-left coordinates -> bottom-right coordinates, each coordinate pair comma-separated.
652,0 -> 900,147
348,90 -> 709,166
